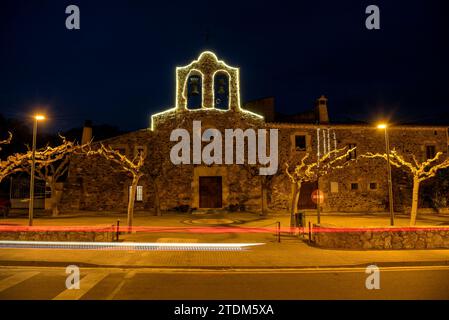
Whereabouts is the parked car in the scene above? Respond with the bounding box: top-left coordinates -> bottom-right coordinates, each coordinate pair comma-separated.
0,196 -> 11,217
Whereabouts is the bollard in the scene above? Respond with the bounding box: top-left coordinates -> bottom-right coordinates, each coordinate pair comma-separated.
116,219 -> 120,242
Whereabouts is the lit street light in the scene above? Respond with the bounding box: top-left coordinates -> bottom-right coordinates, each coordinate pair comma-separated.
29,114 -> 45,226
377,123 -> 395,226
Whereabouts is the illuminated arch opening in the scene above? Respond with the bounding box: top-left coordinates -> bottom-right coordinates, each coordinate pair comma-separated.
214,71 -> 229,110
187,72 -> 202,109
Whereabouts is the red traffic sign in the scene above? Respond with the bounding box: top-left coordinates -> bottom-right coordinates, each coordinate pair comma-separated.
311,189 -> 325,204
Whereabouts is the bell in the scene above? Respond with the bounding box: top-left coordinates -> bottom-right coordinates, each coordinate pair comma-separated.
190,77 -> 200,96
217,79 -> 226,94
191,84 -> 199,96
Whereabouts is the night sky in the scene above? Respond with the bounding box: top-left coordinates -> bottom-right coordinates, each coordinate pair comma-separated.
1,0 -> 448,133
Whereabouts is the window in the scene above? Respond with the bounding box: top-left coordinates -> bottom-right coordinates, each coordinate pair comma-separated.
295,135 -> 307,151
330,182 -> 339,193
351,183 -> 359,190
426,145 -> 436,160
369,183 -> 377,190
136,186 -> 143,201
347,144 -> 357,160
129,186 -> 143,202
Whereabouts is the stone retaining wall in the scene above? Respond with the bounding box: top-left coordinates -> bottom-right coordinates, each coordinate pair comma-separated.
313,225 -> 449,250
0,231 -> 114,242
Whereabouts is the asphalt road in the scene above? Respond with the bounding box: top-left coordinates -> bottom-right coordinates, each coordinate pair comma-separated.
0,266 -> 448,300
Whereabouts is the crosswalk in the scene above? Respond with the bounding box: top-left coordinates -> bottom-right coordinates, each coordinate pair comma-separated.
0,271 -> 40,292
0,268 -> 117,300
53,272 -> 109,300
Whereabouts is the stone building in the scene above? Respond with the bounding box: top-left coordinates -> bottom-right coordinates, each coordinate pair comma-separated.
59,51 -> 449,214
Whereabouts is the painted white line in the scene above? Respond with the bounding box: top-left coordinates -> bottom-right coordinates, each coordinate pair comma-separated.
106,270 -> 136,300
0,271 -> 40,292
53,272 -> 109,300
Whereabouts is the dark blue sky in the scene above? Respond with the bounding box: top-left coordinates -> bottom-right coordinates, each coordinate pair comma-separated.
1,0 -> 448,132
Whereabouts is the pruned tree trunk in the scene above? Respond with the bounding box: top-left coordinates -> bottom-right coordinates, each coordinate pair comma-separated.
290,182 -> 298,227
128,176 -> 139,232
410,177 -> 420,226
294,182 -> 301,214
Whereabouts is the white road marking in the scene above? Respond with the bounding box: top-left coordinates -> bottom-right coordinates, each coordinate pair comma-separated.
0,271 -> 40,292
106,270 -> 136,300
53,272 -> 108,300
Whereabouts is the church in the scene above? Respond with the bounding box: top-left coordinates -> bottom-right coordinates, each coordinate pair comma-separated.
59,51 -> 449,215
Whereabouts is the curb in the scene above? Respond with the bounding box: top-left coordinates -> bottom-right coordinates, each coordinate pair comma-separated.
1,259 -> 448,270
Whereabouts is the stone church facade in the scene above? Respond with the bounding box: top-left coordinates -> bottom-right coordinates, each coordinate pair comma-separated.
59,52 -> 449,214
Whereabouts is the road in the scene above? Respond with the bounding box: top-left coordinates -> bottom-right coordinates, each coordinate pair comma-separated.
0,266 -> 448,300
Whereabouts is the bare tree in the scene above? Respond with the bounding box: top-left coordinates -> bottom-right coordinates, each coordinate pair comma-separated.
363,150 -> 449,225
21,136 -> 81,216
0,132 -> 12,153
0,154 -> 29,184
88,144 -> 145,231
285,146 -> 356,227
0,132 -> 28,183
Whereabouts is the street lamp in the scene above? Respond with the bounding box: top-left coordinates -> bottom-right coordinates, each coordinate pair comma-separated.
29,114 -> 45,226
377,123 -> 394,226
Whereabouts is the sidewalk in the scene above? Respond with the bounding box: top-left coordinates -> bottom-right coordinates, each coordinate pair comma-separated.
1,241 -> 449,269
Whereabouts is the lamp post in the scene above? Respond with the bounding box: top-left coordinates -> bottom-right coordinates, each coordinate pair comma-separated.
29,114 -> 45,226
377,123 -> 395,226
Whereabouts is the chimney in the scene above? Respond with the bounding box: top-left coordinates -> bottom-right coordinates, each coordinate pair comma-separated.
315,95 -> 329,124
81,120 -> 93,144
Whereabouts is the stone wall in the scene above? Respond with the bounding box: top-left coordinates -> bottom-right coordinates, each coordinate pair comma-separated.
60,108 -> 448,214
61,108 -> 265,212
0,230 -> 113,242
60,129 -> 155,212
313,225 -> 449,249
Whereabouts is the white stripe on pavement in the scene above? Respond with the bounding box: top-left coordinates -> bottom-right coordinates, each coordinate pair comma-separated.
53,272 -> 109,300
0,271 -> 40,292
106,270 -> 136,300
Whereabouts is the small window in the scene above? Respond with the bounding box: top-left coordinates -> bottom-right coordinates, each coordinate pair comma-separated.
351,183 -> 359,190
129,186 -> 143,202
330,182 -> 339,193
369,183 -> 377,190
295,135 -> 307,151
347,144 -> 357,160
136,186 -> 143,201
426,145 -> 436,160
